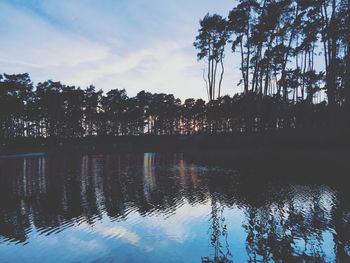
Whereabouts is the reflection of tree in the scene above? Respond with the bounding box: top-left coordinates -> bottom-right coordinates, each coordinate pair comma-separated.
0,153 -> 189,243
242,186 -> 344,262
0,154 -> 350,262
201,198 -> 233,263
244,205 -> 295,262
332,187 -> 350,261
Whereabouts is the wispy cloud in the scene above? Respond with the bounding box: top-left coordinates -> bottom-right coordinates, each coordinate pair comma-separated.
0,0 -> 241,100
0,3 -> 109,67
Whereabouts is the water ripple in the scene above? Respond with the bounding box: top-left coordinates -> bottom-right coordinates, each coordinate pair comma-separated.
0,153 -> 349,262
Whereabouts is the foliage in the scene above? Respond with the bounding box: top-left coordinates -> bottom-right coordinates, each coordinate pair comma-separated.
194,0 -> 350,108
0,73 -> 336,139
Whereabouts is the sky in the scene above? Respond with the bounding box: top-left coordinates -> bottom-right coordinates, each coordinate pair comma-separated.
0,0 -> 242,101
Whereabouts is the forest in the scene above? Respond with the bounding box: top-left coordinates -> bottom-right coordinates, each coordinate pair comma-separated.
0,0 -> 349,139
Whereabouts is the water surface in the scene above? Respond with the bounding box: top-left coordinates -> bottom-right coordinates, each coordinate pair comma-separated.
0,153 -> 349,262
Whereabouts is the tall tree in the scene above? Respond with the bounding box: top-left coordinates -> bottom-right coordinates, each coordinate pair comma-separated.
194,13 -> 229,101
228,0 -> 259,94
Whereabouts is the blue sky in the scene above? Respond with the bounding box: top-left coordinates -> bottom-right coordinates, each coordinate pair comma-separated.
0,0 -> 241,100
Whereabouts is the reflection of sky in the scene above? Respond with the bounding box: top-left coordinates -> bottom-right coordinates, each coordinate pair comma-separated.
0,198 -> 249,263
1,198 -> 337,262
0,154 -> 342,262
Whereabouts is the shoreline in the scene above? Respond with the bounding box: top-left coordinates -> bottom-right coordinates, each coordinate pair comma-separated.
1,131 -> 349,170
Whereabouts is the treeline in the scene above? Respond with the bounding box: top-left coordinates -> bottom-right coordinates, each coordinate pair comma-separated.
1,0 -> 350,139
0,73 -> 346,139
194,0 -> 350,108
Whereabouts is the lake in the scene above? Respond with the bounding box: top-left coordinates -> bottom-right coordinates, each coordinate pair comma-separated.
0,153 -> 349,262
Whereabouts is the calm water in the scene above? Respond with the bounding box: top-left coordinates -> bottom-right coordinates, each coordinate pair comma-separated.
0,153 -> 349,262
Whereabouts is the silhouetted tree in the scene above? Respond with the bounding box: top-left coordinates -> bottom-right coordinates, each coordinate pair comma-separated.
194,14 -> 229,101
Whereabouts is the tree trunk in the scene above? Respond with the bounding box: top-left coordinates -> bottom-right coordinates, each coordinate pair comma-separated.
218,55 -> 225,98
240,38 -> 248,93
326,0 -> 337,117
279,5 -> 299,101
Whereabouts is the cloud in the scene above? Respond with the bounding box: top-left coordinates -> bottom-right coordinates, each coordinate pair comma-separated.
0,1 -> 111,90
69,41 -> 200,97
0,0 -> 241,100
0,3 -> 109,68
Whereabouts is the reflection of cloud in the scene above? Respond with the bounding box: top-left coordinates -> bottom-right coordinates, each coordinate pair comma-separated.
143,201 -> 211,243
68,236 -> 101,250
76,200 -> 210,247
77,221 -> 140,245
95,225 -> 140,245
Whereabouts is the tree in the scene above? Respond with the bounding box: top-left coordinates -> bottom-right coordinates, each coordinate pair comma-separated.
84,85 -> 102,136
36,80 -> 64,137
194,13 -> 229,101
0,73 -> 33,138
101,89 -> 128,136
228,0 -> 259,94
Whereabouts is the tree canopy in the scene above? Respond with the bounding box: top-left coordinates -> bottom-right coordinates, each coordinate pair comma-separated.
194,0 -> 350,108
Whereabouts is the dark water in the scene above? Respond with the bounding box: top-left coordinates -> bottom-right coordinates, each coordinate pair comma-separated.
0,153 -> 349,262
